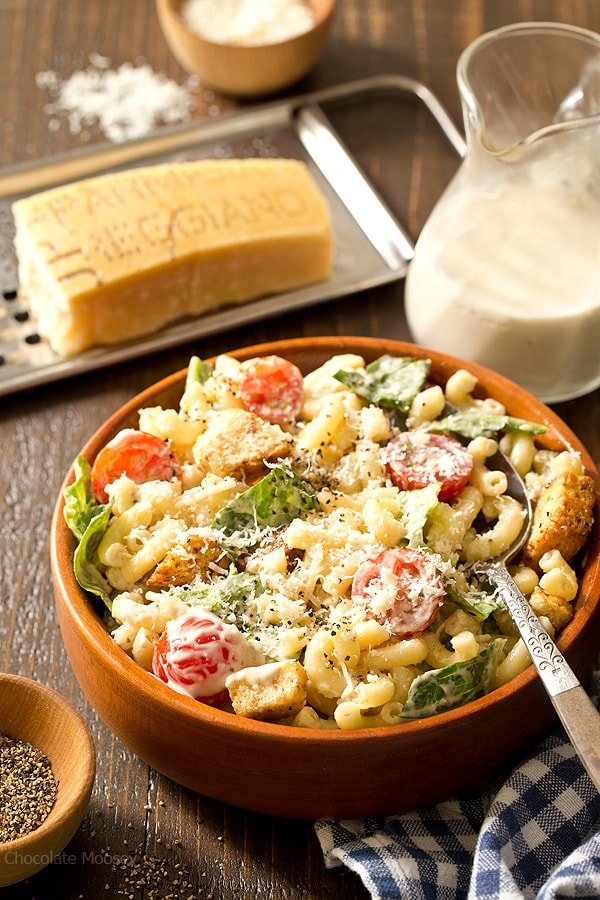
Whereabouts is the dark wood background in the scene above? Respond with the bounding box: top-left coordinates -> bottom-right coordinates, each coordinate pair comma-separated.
2,2 -> 600,897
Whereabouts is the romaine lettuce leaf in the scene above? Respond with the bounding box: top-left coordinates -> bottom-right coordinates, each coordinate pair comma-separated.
63,454 -> 113,608
401,640 -> 503,718
397,482 -> 440,547
445,575 -> 503,621
212,464 -> 318,548
424,411 -> 546,441
185,355 -> 213,388
63,455 -> 109,541
169,570 -> 264,622
333,355 -> 430,411
72,504 -> 113,609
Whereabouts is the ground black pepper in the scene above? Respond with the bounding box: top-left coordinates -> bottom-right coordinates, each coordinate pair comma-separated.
0,733 -> 58,843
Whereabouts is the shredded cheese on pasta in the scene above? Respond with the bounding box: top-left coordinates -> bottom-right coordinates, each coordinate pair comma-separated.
90,353 -> 589,728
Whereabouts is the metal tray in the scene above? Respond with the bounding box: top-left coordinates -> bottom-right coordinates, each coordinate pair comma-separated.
0,75 -> 465,397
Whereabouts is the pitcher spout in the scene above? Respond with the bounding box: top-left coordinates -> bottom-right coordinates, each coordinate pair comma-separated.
457,21 -> 600,158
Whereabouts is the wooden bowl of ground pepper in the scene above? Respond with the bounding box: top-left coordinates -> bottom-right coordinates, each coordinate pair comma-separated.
0,674 -> 95,887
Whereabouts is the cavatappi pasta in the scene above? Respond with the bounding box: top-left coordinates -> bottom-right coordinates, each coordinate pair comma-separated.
65,352 -> 596,728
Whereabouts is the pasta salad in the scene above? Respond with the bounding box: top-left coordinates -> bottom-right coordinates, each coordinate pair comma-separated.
64,352 -> 595,729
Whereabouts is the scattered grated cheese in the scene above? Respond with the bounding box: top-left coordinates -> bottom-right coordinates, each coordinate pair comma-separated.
35,54 -> 199,143
180,0 -> 315,46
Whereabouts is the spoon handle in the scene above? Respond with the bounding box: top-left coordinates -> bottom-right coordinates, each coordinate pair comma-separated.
488,561 -> 579,695
487,560 -> 600,793
553,687 -> 600,793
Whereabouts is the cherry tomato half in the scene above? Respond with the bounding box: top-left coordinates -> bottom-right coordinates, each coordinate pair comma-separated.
152,612 -> 250,706
351,547 -> 444,638
385,432 -> 473,502
239,355 -> 304,424
90,428 -> 181,503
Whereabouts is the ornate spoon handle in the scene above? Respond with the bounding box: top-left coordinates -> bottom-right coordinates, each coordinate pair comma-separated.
482,560 -> 600,793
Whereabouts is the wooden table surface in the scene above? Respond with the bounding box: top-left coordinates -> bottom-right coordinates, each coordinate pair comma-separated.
2,2 -> 600,898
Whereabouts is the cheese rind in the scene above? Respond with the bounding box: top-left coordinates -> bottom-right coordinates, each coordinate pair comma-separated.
13,158 -> 334,356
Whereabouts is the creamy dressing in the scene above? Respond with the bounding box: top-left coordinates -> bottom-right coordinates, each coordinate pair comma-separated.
159,612 -> 264,700
406,174 -> 600,403
226,659 -> 289,691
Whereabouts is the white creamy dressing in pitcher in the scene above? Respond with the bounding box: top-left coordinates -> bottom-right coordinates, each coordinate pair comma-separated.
405,142 -> 600,402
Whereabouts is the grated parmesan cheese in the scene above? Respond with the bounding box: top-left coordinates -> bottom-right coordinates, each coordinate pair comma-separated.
35,54 -> 198,143
180,0 -> 315,46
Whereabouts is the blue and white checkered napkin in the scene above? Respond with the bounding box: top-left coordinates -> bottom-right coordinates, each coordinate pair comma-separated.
315,672 -> 600,900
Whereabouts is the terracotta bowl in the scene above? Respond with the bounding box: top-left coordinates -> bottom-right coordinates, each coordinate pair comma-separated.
155,0 -> 337,97
0,674 -> 95,887
50,337 -> 600,820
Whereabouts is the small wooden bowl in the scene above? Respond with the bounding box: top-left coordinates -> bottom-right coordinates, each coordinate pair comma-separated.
156,0 -> 337,97
51,337 -> 600,819
0,675 -> 95,887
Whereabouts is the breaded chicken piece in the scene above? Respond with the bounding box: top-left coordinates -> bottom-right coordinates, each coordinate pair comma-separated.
523,471 -> 596,567
193,408 -> 292,480
147,534 -> 227,587
226,660 -> 308,721
528,586 -> 574,631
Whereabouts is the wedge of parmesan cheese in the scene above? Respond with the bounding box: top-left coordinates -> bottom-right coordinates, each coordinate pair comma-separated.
13,158 -> 334,356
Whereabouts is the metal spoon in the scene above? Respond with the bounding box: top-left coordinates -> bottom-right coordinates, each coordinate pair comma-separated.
468,451 -> 600,792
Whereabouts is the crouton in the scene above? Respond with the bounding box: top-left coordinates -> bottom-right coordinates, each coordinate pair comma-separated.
192,408 -> 292,480
529,586 -> 573,632
225,660 -> 308,721
147,534 -> 227,587
522,471 -> 596,567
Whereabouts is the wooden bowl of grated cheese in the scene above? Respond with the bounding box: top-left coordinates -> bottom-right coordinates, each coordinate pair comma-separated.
50,336 -> 600,819
156,0 -> 337,97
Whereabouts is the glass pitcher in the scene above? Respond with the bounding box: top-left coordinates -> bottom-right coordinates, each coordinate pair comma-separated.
405,22 -> 600,403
